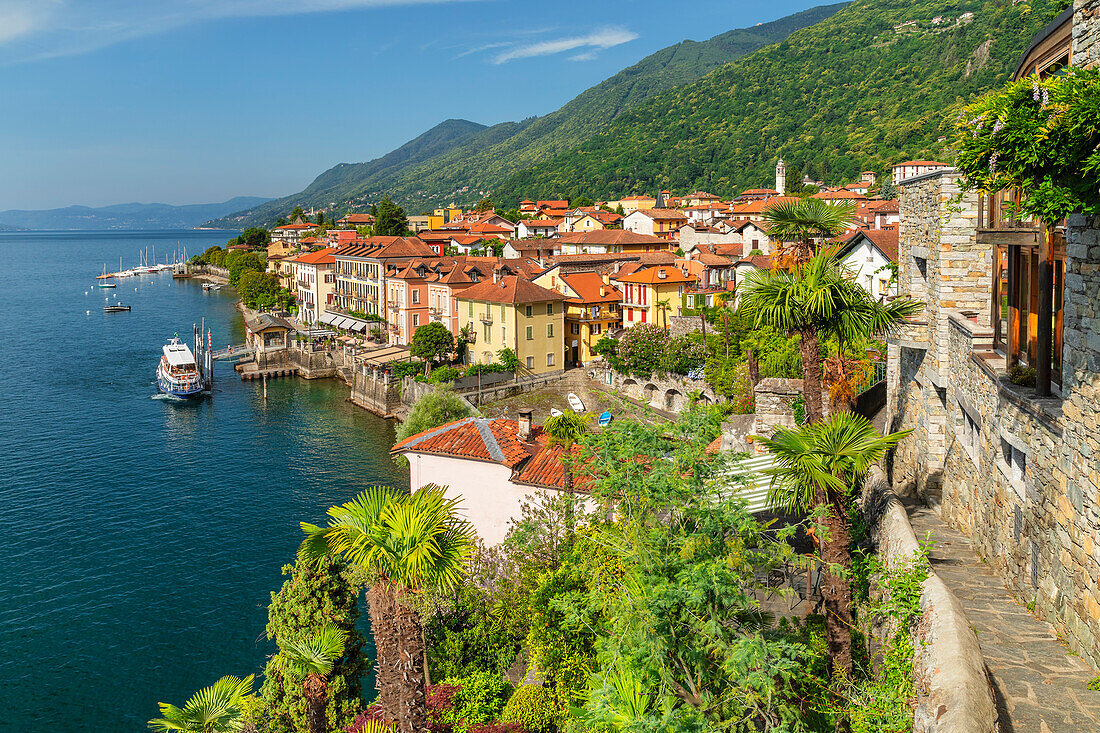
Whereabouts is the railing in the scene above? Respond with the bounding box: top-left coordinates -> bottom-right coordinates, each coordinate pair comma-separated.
853,361 -> 887,396
211,344 -> 254,361
479,314 -> 493,324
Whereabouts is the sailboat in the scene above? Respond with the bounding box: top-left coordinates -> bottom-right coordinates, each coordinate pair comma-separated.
96,264 -> 116,287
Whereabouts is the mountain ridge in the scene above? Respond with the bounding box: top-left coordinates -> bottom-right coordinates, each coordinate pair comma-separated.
0,196 -> 272,231
209,3 -> 850,227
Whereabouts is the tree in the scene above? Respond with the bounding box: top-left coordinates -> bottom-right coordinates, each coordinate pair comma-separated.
315,211 -> 326,226
497,347 -> 520,372
300,486 -> 477,733
148,675 -> 254,733
259,556 -> 368,733
394,386 -> 474,448
572,195 -> 594,208
289,206 -> 306,223
276,624 -> 348,733
737,251 -> 920,424
761,198 -> 854,264
410,322 -> 456,373
542,412 -> 589,535
656,299 -> 672,334
876,179 -> 897,200
374,196 -> 409,237
228,252 -> 265,287
761,412 -> 910,677
240,227 -> 271,249
475,198 -> 494,212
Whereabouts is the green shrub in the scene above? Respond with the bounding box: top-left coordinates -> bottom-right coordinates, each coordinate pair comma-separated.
465,362 -> 509,377
430,366 -> 463,384
440,671 -> 515,733
500,685 -> 558,733
1009,364 -> 1036,387
1088,675 -> 1100,691
390,361 -> 423,381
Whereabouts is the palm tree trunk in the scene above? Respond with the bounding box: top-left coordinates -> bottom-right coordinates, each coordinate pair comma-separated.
366,583 -> 399,720
820,491 -> 854,678
302,675 -> 328,733
393,601 -> 428,733
799,328 -> 824,424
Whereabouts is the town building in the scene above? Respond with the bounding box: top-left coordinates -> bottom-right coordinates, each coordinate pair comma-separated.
622,208 -> 688,240
331,237 -> 436,316
615,264 -> 692,328
292,249 -> 336,325
454,276 -> 566,373
516,219 -> 562,239
834,228 -> 898,299
270,221 -> 314,245
890,160 -> 949,186
886,3 -> 1100,668
554,230 -> 667,256
533,270 -> 622,366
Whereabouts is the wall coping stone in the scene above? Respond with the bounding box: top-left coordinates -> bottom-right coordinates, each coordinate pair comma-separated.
947,310 -> 995,340
898,167 -> 961,187
863,465 -> 1000,733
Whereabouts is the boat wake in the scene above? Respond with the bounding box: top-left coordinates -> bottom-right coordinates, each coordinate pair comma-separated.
150,393 -> 189,403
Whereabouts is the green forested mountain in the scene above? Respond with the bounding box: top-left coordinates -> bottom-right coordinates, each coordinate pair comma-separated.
210,3 -> 848,227
492,0 -> 1070,203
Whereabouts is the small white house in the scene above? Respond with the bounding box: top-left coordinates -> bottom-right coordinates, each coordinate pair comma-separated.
836,229 -> 898,298
517,219 -> 562,239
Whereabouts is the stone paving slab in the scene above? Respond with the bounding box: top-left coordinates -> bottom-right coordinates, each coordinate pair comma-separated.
906,502 -> 1100,733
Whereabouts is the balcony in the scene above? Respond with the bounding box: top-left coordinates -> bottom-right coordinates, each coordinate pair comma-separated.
479,313 -> 494,324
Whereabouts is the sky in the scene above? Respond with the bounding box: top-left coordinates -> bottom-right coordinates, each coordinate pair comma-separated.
0,0 -> 824,210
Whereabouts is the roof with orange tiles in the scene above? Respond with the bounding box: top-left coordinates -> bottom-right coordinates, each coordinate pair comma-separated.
334,237 -> 435,259
522,219 -> 562,229
631,208 -> 688,221
694,252 -> 735,266
273,223 -> 314,230
537,200 -> 570,209
810,190 -> 869,201
839,228 -> 899,263
457,275 -> 566,304
560,272 -> 622,303
338,213 -> 374,223
511,440 -> 590,491
555,230 -> 665,245
292,249 -> 335,265
616,265 -> 693,284
740,188 -> 780,195
892,160 -> 948,167
621,195 -> 656,201
736,255 -> 776,269
391,417 -> 535,467
730,196 -> 801,215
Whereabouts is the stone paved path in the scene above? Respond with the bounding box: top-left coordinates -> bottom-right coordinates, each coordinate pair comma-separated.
906,502 -> 1100,733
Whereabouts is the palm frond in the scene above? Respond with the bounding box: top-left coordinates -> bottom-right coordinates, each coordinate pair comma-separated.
278,623 -> 348,680
148,675 -> 254,733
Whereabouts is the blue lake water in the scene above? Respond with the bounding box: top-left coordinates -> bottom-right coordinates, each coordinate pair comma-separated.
0,231 -> 406,731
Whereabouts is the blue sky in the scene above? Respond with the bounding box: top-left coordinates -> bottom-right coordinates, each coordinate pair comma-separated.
0,0 -> 823,210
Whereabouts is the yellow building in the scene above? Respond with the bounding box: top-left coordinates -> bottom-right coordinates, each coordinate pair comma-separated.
534,270 -> 622,366
428,207 -> 464,229
614,265 -> 693,329
617,194 -> 657,215
455,276 -> 567,375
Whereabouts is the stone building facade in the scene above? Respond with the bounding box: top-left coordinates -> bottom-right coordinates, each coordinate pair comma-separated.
886,170 -> 1100,664
1076,1 -> 1100,69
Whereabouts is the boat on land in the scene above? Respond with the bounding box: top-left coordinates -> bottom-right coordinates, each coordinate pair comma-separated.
549,408 -> 563,418
598,411 -> 613,427
156,335 -> 210,399
104,304 -> 131,313
568,393 -> 585,413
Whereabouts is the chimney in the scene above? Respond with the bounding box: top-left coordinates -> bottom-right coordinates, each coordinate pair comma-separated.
493,269 -> 500,283
518,409 -> 532,441
658,269 -> 667,279
601,273 -> 610,285
600,286 -> 606,297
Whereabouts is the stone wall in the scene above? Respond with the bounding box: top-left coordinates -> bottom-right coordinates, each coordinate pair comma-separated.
862,466 -> 999,733
750,378 -> 802,444
887,167 -> 1100,665
606,370 -> 717,413
1075,1 -> 1100,69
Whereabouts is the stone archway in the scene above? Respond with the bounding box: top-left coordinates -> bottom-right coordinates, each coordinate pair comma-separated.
643,383 -> 658,405
665,388 -> 683,412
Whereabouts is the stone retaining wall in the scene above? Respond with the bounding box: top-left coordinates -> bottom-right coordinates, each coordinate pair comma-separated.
863,466 -> 999,733
1075,1 -> 1100,69
602,370 -> 717,412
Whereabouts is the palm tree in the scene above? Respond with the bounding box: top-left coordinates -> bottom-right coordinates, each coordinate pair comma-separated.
762,412 -> 911,677
148,675 -> 254,733
276,624 -> 348,733
543,411 -> 590,536
738,251 -> 921,424
656,298 -> 672,333
299,485 -> 475,733
762,198 -> 855,265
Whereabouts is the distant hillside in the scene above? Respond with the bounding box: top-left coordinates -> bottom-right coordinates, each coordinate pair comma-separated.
210,3 -> 848,227
492,0 -> 1070,202
0,196 -> 272,230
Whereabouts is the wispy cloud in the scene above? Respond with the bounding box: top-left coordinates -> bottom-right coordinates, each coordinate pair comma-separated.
492,27 -> 637,64
0,0 -> 486,64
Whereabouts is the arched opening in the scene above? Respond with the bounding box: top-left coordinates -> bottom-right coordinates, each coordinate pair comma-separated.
665,389 -> 682,412
643,384 -> 658,404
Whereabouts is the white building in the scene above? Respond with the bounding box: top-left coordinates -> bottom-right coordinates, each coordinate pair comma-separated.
836,229 -> 898,299
891,160 -> 949,186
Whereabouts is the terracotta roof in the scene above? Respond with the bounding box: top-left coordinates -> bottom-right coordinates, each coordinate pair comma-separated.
810,190 -> 869,200
334,237 -> 435,259
632,208 -> 688,221
736,255 -> 775,269
273,223 -> 314,230
523,219 -> 562,229
621,195 -> 656,201
457,275 -> 566,304
537,200 -> 570,209
555,230 -> 666,246
740,188 -> 780,195
338,214 -> 373,223
892,160 -> 948,167
616,266 -> 693,284
730,196 -> 801,215
511,441 -> 590,491
292,250 -> 335,265
391,417 -> 534,467
695,253 -> 734,266
560,272 -> 622,303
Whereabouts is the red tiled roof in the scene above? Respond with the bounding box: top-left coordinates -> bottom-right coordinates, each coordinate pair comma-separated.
736,254 -> 775,269
632,208 -> 688,221
810,190 -> 869,200
390,417 -> 534,467
740,188 -> 780,195
892,160 -> 947,167
457,275 -> 566,304
731,196 -> 801,215
292,249 -> 335,265
274,223 -> 314,230
616,266 -> 693,284
555,230 -> 665,246
560,271 -> 621,303
839,228 -> 899,263
338,214 -> 374,223
334,237 -> 435,259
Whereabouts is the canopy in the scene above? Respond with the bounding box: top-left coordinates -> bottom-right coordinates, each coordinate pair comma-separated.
349,320 -> 370,333
318,312 -> 340,326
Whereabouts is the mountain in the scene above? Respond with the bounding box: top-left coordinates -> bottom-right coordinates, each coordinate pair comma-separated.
0,196 -> 272,230
209,3 -> 849,227
491,0 -> 1070,202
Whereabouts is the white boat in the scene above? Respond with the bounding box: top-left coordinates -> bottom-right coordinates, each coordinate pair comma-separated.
549,408 -> 564,417
97,281 -> 116,288
568,393 -> 585,413
156,337 -> 207,398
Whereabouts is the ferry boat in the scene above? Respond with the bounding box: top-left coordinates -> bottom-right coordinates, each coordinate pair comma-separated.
157,337 -> 207,398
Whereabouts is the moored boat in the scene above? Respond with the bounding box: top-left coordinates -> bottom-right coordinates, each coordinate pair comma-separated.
97,281 -> 116,288
104,304 -> 131,312
568,392 -> 585,413
156,336 -> 207,398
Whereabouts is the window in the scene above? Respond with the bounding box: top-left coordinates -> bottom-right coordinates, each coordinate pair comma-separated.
592,323 -> 601,335
501,326 -> 506,343
546,303 -> 554,315
526,356 -> 534,369
998,437 -> 1027,497
571,323 -> 580,335
483,324 -> 491,343
526,326 -> 533,340
412,314 -> 419,327
547,353 -> 555,366
412,290 -> 419,304
468,301 -> 473,317
525,305 -> 533,317
547,323 -> 554,337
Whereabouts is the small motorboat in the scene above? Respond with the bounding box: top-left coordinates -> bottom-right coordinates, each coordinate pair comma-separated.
549,408 -> 564,418
104,304 -> 131,312
568,393 -> 585,413
598,411 -> 613,427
